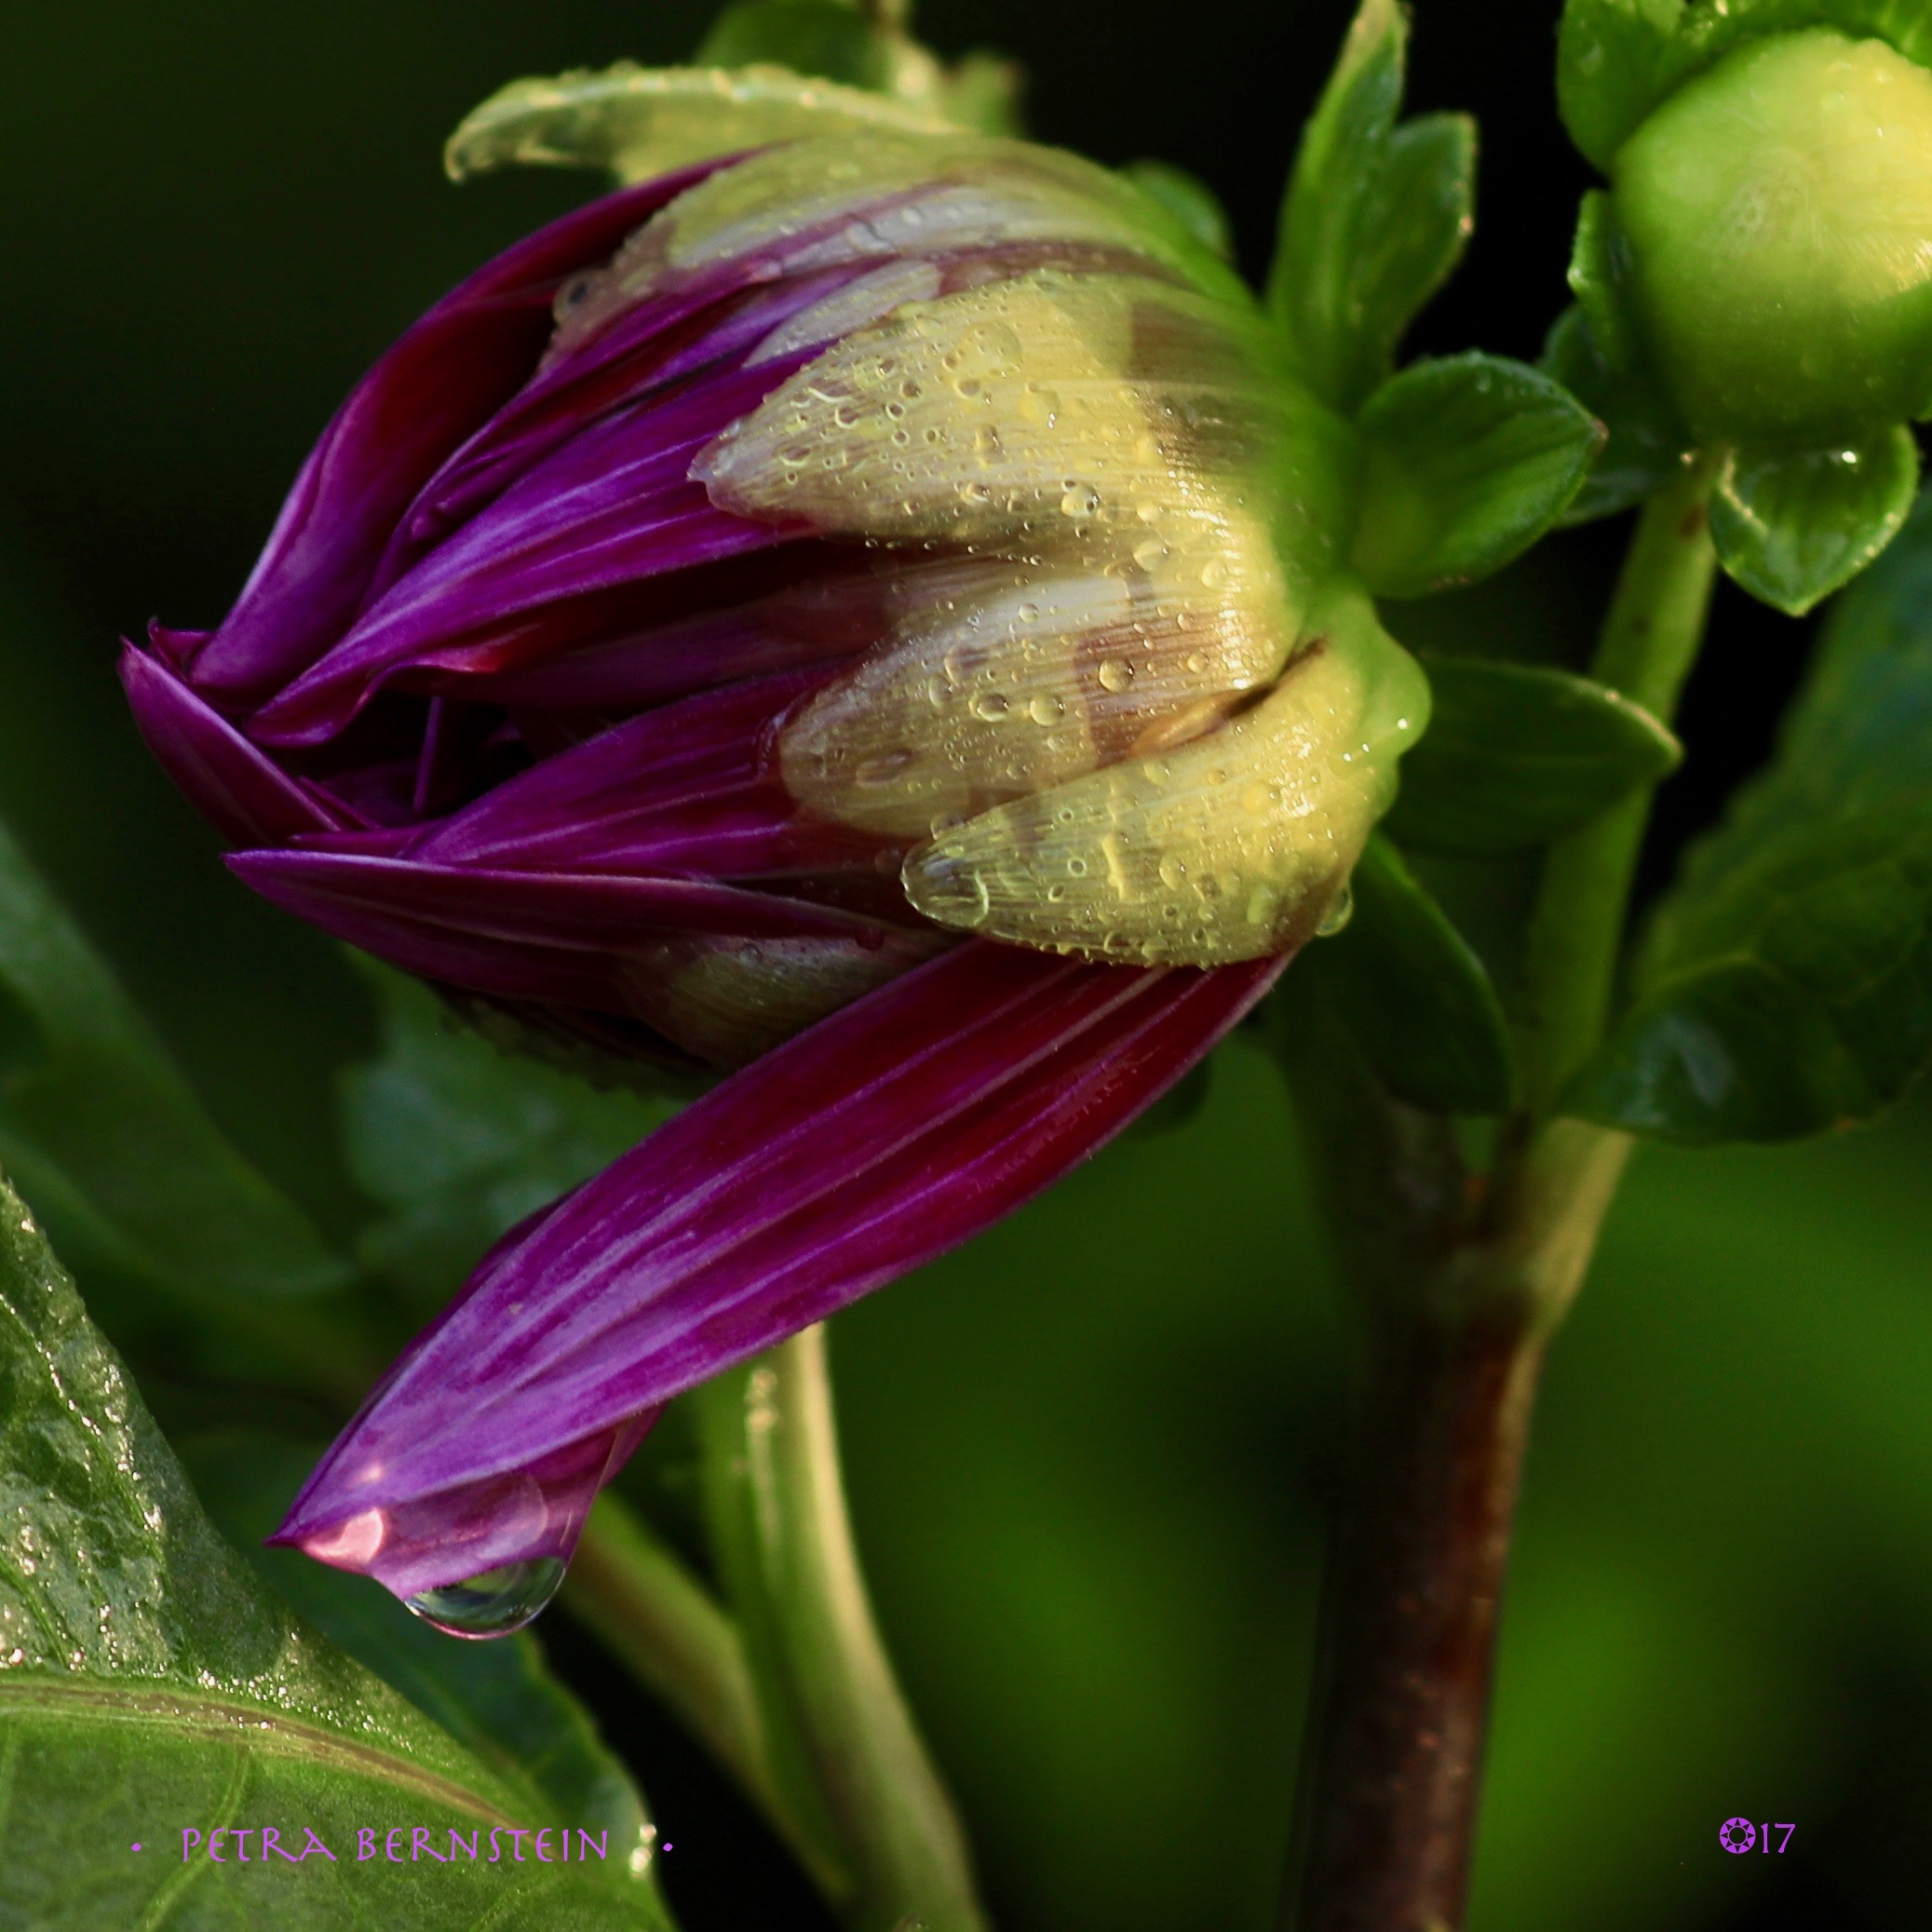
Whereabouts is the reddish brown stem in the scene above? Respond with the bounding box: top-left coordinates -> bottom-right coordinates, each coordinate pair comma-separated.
1285,1303 -> 1544,1932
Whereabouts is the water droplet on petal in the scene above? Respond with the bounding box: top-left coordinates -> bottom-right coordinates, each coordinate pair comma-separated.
404,1559 -> 565,1640
1316,885 -> 1355,938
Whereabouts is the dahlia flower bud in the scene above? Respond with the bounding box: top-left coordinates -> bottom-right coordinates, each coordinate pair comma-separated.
126,98 -> 1425,1624
1611,27 -> 1932,448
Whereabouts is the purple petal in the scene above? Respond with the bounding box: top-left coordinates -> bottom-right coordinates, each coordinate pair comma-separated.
187,165 -> 727,704
119,644 -> 362,843
274,941 -> 1286,1591
404,668 -> 885,879
228,847 -> 910,1012
247,354 -> 820,748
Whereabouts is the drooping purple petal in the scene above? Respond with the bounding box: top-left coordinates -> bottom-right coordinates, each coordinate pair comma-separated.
274,941 -> 1286,1591
290,1412 -> 656,1601
229,848 -> 911,1011
188,164 -> 729,704
119,644 -> 364,844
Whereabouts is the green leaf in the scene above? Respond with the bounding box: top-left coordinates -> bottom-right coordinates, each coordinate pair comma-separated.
1558,0 -> 1684,172
1710,428 -> 1919,615
0,1170 -> 671,1928
1385,655 -> 1682,856
1268,0 -> 1475,413
1575,487 -> 1932,1141
1295,832 -> 1516,1114
1541,304 -> 1691,524
342,962 -> 681,1309
1351,354 -> 1606,597
939,50 -> 1026,137
444,61 -> 952,186
0,820 -> 345,1303
1121,160 -> 1235,263
182,1431 -> 653,1857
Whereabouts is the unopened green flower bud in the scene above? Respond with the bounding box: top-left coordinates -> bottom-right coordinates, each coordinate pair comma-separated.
1613,27 -> 1932,447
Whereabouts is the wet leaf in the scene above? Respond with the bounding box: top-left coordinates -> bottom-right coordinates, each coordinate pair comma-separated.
0,1169 -> 672,1928
1576,488 -> 1932,1140
1386,655 -> 1682,856
1351,354 -> 1604,597
1710,429 -> 1919,616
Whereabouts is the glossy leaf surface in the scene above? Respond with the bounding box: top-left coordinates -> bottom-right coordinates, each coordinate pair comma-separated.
1385,655 -> 1682,857
1709,429 -> 1920,615
0,1172 -> 669,1928
1576,489 -> 1932,1142
1294,832 -> 1515,1115
1351,354 -> 1604,597
0,820 -> 344,1302
1268,0 -> 1475,413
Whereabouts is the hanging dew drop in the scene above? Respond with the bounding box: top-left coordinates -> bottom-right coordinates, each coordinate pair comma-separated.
1316,885 -> 1355,938
404,1559 -> 566,1639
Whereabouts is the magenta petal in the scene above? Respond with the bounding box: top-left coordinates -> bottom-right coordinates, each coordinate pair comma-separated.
273,942 -> 1286,1589
119,644 -> 361,844
228,848 -> 907,1011
273,1412 -> 657,1600
187,167 -> 725,703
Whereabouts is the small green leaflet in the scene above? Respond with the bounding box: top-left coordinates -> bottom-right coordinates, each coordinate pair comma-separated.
1350,354 -> 1605,598
1386,655 -> 1682,857
0,1170 -> 674,1930
1267,0 -> 1476,414
1541,304 -> 1690,525
1575,486 -> 1932,1142
1295,832 -> 1516,1115
1709,431 -> 1920,616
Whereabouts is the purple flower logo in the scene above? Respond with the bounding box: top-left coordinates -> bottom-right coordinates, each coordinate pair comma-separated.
1719,1818 -> 1756,1855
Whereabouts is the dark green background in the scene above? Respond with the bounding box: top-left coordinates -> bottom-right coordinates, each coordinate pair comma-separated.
6,2 -> 1927,1925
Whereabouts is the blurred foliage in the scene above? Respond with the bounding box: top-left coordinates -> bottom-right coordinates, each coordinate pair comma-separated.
4,2 -> 1929,1929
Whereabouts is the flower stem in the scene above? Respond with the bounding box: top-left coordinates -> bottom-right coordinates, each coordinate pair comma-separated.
699,1326 -> 988,1932
1279,455 -> 1721,1931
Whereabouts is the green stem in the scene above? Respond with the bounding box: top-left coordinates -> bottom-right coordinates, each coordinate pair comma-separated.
562,1494 -> 834,1872
700,1327 -> 988,1932
1520,453 -> 1723,1114
1282,457 -> 1723,1931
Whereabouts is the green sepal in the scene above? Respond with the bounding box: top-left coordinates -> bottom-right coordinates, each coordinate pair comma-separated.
1296,832 -> 1517,1115
0,1178 -> 673,1928
1268,0 -> 1476,414
1573,486 -> 1932,1142
1710,428 -> 1919,616
0,819 -> 345,1303
938,49 -> 1026,136
1385,655 -> 1682,856
1121,160 -> 1236,263
445,61 -> 952,186
1541,304 -> 1691,524
1350,353 -> 1605,598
